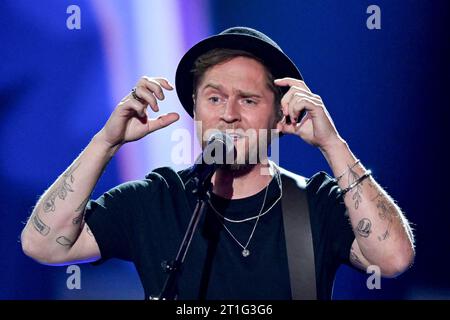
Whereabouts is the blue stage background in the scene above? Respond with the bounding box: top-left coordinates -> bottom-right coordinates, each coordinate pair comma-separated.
1,0 -> 449,299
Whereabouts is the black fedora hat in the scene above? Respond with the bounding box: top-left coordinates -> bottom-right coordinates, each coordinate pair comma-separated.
175,26 -> 302,117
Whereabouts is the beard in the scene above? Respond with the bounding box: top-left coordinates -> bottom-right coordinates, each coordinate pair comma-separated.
196,125 -> 277,171
220,163 -> 254,172
219,139 -> 267,173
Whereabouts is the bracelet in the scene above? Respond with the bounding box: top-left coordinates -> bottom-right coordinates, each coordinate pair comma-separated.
341,170 -> 372,196
335,159 -> 361,182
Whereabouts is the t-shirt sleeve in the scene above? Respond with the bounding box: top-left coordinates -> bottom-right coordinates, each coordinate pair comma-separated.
84,179 -> 153,262
307,171 -> 355,264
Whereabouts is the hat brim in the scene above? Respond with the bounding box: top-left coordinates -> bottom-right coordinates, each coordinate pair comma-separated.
175,33 -> 302,118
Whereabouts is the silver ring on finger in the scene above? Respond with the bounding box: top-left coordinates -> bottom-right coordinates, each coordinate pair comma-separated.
131,87 -> 145,104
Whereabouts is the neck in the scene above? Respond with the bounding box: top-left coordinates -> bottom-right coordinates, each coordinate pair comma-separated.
211,161 -> 274,199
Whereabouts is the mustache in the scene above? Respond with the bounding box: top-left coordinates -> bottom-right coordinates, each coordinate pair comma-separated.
216,125 -> 243,131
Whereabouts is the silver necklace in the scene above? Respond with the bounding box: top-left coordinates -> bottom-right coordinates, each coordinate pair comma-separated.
214,183 -> 269,257
208,167 -> 282,223
210,166 -> 281,257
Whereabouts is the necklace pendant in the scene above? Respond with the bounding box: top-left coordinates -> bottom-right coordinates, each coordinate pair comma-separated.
242,249 -> 250,257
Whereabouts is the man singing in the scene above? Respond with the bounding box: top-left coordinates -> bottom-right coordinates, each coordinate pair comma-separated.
21,27 -> 415,300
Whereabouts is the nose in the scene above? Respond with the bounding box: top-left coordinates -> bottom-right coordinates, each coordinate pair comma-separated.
220,99 -> 241,123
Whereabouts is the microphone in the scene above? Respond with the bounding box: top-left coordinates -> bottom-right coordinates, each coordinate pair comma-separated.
187,132 -> 236,190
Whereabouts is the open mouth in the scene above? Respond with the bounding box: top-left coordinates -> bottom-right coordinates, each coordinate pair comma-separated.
227,133 -> 243,141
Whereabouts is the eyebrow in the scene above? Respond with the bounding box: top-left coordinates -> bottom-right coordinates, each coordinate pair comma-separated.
201,83 -> 262,98
236,89 -> 262,99
201,83 -> 223,93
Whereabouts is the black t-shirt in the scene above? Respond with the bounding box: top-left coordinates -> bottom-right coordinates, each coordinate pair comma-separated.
85,167 -> 355,300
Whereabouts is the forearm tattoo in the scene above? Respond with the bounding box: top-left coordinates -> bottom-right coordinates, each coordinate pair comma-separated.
347,165 -> 363,209
372,191 -> 396,241
32,214 -> 50,236
43,162 -> 81,213
356,218 -> 372,238
72,196 -> 90,225
350,246 -> 365,268
56,236 -> 73,247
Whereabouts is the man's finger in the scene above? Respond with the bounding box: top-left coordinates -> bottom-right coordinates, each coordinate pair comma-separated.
290,97 -> 317,124
135,86 -> 159,112
147,77 -> 174,91
148,112 -> 180,133
274,78 -> 311,92
280,86 -> 298,116
289,92 -> 321,107
141,78 -> 166,100
276,118 -> 297,135
289,98 -> 305,124
124,99 -> 147,118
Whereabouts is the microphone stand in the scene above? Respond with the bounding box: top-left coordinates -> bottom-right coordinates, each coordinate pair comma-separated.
151,162 -> 217,300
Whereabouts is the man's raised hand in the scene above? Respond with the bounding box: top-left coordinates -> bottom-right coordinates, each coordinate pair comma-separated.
97,76 -> 180,150
274,77 -> 342,151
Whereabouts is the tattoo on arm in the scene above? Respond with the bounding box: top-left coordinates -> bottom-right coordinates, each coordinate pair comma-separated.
350,247 -> 365,268
32,214 -> 50,236
75,196 -> 90,213
72,214 -> 83,225
347,165 -> 363,209
43,162 -> 81,213
356,218 -> 372,238
56,236 -> 73,247
72,196 -> 90,225
372,192 -> 396,241
86,225 -> 94,237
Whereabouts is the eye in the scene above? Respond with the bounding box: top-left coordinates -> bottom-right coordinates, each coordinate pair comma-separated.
242,98 -> 256,105
208,96 -> 221,104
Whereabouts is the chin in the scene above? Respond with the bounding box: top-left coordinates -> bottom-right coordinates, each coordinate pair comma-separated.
225,163 -> 250,171
221,163 -> 254,172
221,147 -> 260,172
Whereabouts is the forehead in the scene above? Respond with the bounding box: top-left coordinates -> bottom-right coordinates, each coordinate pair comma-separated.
199,56 -> 269,91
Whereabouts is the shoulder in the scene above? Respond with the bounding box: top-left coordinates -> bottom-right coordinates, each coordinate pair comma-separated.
110,177 -> 164,194
95,170 -> 176,204
276,166 -> 336,191
86,168 -> 184,221
276,167 -> 341,202
306,171 -> 344,211
306,171 -> 338,193
93,166 -> 193,206
277,166 -> 308,188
